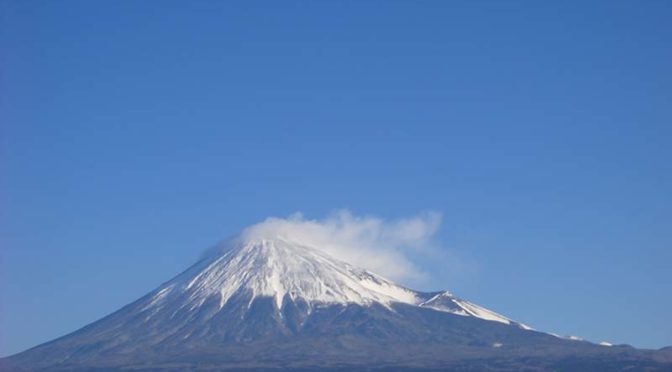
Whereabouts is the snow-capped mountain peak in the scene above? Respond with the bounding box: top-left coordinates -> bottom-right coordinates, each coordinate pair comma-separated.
140,237 -> 529,331
146,238 -> 419,313
8,232 -> 661,371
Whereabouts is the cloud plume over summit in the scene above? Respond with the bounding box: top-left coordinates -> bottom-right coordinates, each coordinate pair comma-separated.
238,210 -> 442,282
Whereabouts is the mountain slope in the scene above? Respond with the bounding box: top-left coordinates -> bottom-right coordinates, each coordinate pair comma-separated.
3,237 -> 671,371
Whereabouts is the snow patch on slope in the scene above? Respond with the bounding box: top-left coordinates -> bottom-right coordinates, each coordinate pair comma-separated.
419,292 -> 532,330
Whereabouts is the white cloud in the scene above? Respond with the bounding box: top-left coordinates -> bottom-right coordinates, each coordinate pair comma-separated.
237,210 -> 442,283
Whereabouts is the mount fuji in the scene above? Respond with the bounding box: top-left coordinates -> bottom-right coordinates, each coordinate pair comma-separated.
3,236 -> 671,371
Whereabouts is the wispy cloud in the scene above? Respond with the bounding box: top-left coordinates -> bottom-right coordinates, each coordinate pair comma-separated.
239,210 -> 443,283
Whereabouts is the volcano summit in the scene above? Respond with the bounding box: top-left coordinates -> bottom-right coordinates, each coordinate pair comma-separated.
2,235 -> 671,371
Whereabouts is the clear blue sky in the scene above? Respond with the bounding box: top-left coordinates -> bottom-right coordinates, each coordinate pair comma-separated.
1,1 -> 671,356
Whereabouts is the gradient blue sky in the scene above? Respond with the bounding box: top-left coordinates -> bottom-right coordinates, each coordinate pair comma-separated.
1,1 -> 671,356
